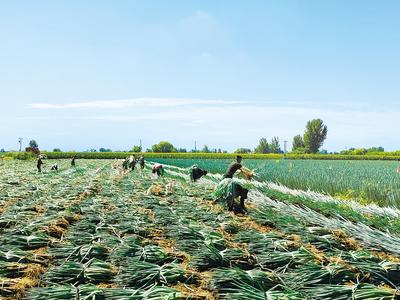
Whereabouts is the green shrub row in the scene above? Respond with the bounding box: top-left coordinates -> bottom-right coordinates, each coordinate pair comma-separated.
0,152 -> 35,160
2,151 -> 399,161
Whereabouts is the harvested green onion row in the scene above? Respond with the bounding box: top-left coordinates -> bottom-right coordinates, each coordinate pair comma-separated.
0,159 -> 399,299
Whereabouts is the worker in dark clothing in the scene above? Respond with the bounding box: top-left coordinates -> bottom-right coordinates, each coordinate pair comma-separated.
224,156 -> 243,178
228,183 -> 249,213
215,155 -> 251,214
50,163 -> 58,171
37,156 -> 44,173
139,155 -> 145,169
129,155 -> 137,171
71,155 -> 77,167
190,165 -> 208,182
152,164 -> 165,177
122,157 -> 129,170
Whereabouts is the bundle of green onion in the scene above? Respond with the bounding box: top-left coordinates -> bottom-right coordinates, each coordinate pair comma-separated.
0,232 -> 50,250
0,247 -> 49,264
84,258 -> 116,283
302,283 -> 399,299
210,268 -> 278,292
26,285 -> 77,300
116,259 -> 188,288
138,245 -> 170,264
43,261 -> 84,284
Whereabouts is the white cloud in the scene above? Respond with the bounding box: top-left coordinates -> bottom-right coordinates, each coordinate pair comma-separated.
25,96 -> 400,151
180,10 -> 214,25
192,10 -> 213,21
200,52 -> 212,58
85,103 -> 400,151
30,97 -> 245,109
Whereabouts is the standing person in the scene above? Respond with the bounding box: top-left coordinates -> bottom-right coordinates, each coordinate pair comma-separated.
139,155 -> 145,169
71,155 -> 77,167
152,163 -> 165,177
37,155 -> 44,173
224,155 -> 243,178
129,155 -> 137,171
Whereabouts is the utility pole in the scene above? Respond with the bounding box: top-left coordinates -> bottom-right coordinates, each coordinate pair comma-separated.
18,137 -> 23,152
140,139 -> 142,150
194,141 -> 197,152
283,140 -> 288,154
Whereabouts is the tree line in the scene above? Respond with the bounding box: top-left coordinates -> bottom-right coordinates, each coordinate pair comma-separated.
242,118 -> 328,154
11,119 -> 329,155
291,118 -> 328,154
12,119 -> 384,155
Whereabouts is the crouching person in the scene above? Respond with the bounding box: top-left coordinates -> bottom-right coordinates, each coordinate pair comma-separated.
152,163 -> 165,177
228,183 -> 249,213
214,178 -> 250,214
50,163 -> 59,171
190,165 -> 208,182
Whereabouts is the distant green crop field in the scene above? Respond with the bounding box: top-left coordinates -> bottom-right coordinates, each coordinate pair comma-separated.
151,158 -> 400,207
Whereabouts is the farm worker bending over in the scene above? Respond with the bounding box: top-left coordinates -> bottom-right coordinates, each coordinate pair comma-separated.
190,165 -> 208,182
122,157 -> 129,170
129,155 -> 137,170
71,155 -> 77,167
37,156 -> 44,173
152,164 -> 165,177
139,155 -> 145,169
224,155 -> 243,178
215,156 -> 253,214
50,163 -> 58,171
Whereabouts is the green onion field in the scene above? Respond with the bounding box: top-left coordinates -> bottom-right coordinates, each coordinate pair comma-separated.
152,158 -> 400,207
1,159 -> 400,299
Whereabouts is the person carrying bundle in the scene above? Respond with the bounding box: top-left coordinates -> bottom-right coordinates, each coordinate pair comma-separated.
152,163 -> 165,177
224,155 -> 254,180
190,165 -> 208,182
215,156 -> 253,214
224,155 -> 243,178
139,155 -> 145,169
37,155 -> 44,173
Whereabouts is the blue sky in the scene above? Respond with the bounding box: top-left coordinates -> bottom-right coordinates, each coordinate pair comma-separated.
1,0 -> 399,152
